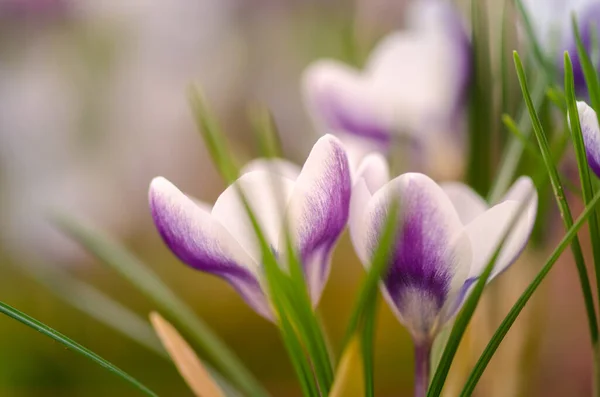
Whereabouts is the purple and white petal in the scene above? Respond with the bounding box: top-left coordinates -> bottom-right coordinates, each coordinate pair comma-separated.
240,158 -> 301,181
211,171 -> 295,265
464,178 -> 537,282
562,1 -> 600,92
149,177 -> 272,319
577,101 -> 600,178
440,182 -> 488,224
302,60 -> 393,145
285,134 -> 352,303
358,173 -> 471,338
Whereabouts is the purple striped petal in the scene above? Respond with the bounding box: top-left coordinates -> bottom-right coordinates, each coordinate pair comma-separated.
357,173 -> 470,338
286,135 -> 352,303
577,101 -> 600,178
149,177 -> 272,320
302,60 -> 393,145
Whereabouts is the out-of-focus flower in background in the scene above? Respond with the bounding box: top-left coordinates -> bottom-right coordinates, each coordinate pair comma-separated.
522,0 -> 600,92
349,158 -> 537,341
302,0 -> 470,174
149,135 -> 351,320
0,0 -> 243,263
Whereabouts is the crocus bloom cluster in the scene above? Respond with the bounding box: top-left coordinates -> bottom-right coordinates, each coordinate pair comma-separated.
149,135 -> 351,320
577,101 -> 600,177
302,0 -> 470,166
349,154 -> 538,342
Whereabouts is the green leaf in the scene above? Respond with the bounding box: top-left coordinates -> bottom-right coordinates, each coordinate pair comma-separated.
361,298 -> 378,397
426,197 -> 533,397
565,52 -> 600,323
54,216 -> 270,397
341,201 -> 399,350
248,104 -> 282,158
20,261 -> 166,358
459,188 -> 600,396
228,178 -> 324,396
340,201 -> 399,396
189,87 -> 239,184
488,78 -> 547,203
513,51 -> 599,343
0,301 -> 158,397
191,87 -> 328,395
572,15 -> 600,111
513,0 -> 555,79
466,0 -> 493,196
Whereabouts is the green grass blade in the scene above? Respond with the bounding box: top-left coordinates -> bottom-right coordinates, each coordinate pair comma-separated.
21,261 -> 166,358
361,299 -> 378,397
189,86 -> 238,184
248,104 -> 282,158
488,78 -> 546,203
228,174 -> 324,395
426,195 -> 532,397
0,301 -> 158,397
283,234 -> 335,392
459,189 -> 600,396
514,51 -> 599,343
54,216 -> 270,397
502,114 -> 543,161
191,86 -> 325,394
341,201 -> 399,350
503,114 -> 582,197
572,15 -> 600,110
466,0 -> 493,196
513,0 -> 555,79
565,52 -> 600,324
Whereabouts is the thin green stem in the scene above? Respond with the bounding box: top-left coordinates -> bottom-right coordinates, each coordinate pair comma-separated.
514,52 -> 599,343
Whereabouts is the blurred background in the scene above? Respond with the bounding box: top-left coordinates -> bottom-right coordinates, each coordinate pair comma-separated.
0,0 -> 594,396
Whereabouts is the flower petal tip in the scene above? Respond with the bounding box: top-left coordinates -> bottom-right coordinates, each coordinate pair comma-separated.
576,102 -> 600,178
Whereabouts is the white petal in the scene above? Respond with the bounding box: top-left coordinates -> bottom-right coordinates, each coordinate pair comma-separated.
465,188 -> 537,281
240,158 -> 301,180
349,178 -> 373,264
211,171 -> 295,265
354,153 -> 390,194
440,182 -> 488,224
365,32 -> 464,133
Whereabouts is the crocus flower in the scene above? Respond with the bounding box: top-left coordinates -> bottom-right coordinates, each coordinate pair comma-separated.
576,100 -> 600,177
348,154 -> 537,391
302,0 -> 470,167
149,135 -> 351,320
522,0 -> 600,92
